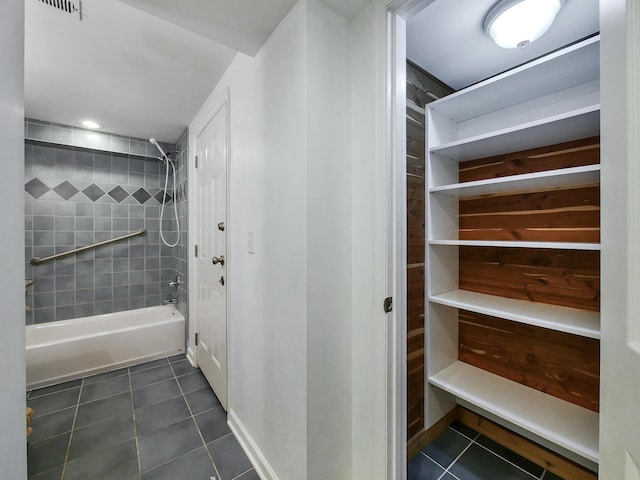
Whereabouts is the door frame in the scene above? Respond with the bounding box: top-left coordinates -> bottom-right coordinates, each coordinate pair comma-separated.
384,2 -> 436,479
384,0 -> 634,478
188,88 -> 231,385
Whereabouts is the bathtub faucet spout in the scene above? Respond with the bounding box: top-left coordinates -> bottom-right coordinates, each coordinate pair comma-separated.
163,297 -> 178,305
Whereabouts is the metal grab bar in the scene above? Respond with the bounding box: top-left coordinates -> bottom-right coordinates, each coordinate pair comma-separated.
31,229 -> 147,266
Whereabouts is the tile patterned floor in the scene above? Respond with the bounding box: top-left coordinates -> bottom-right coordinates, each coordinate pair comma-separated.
26,355 -> 258,480
408,421 -> 565,480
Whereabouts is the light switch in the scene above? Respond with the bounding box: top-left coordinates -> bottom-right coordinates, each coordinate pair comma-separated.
248,230 -> 255,254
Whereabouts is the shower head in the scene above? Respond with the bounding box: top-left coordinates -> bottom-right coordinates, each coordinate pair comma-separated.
149,137 -> 167,162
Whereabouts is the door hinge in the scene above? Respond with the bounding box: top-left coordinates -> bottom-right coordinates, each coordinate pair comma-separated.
195,244 -> 198,257
384,297 -> 393,313
195,155 -> 198,168
195,332 -> 199,346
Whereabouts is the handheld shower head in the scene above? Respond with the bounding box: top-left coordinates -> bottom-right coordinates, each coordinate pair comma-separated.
149,137 -> 168,161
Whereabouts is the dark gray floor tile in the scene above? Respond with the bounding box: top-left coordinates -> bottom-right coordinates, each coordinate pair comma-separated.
194,406 -> 230,444
142,447 -> 215,480
130,358 -> 169,372
29,379 -> 82,399
68,412 -> 135,461
135,396 -> 191,435
138,417 -> 203,472
131,365 -> 174,389
132,377 -> 181,409
235,470 -> 260,480
74,391 -> 132,428
449,421 -> 480,440
407,453 -> 444,480
27,387 -> 80,416
450,443 -> 537,480
80,374 -> 130,404
28,466 -> 63,480
82,367 -> 129,385
168,354 -> 186,363
64,439 -> 139,480
422,427 -> 471,469
28,406 -> 75,444
543,472 -> 565,480
185,387 -> 219,415
440,474 -> 458,480
476,435 -> 544,477
170,359 -> 198,377
177,370 -> 209,393
27,432 -> 70,477
207,434 -> 253,480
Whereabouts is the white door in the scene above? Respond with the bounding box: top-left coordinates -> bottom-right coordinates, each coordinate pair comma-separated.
599,1 -> 640,478
196,99 -> 228,410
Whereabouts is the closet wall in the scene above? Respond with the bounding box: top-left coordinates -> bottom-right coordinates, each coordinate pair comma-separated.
405,61 -> 452,443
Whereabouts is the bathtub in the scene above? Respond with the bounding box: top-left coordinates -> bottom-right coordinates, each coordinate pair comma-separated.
26,305 -> 185,389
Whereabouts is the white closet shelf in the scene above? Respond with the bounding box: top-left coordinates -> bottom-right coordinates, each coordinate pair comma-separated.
429,105 -> 600,162
428,240 -> 601,251
429,361 -> 599,464
429,290 -> 600,339
429,165 -> 600,197
427,36 -> 600,123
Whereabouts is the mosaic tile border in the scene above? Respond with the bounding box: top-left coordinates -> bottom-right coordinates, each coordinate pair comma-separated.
25,177 -> 172,205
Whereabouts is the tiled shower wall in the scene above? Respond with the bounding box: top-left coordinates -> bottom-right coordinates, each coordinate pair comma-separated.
24,119 -> 188,327
174,128 -> 189,325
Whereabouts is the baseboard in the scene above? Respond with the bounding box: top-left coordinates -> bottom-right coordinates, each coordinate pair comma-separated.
228,409 -> 279,480
457,407 -> 597,480
407,407 -> 458,459
186,346 -> 197,367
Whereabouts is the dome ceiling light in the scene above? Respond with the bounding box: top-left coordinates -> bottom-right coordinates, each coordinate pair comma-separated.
483,0 -> 564,49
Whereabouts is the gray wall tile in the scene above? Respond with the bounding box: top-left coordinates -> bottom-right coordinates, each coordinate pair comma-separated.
25,122 -> 187,334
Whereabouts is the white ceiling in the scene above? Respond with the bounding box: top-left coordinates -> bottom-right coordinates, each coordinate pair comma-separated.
24,0 -> 372,144
407,0 -> 600,90
117,0 -> 371,56
25,0 -> 237,142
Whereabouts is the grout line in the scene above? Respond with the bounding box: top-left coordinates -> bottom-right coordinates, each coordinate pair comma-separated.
472,440 -> 540,479
231,467 -> 256,480
169,358 -> 222,480
128,366 -> 143,479
59,377 -> 85,479
440,436 -> 475,475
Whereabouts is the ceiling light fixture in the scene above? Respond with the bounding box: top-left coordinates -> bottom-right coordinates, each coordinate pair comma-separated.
81,120 -> 101,129
483,0 -> 564,49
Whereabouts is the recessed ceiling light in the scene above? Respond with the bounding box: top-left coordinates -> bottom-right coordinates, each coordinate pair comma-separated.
483,0 -> 564,49
81,120 -> 101,129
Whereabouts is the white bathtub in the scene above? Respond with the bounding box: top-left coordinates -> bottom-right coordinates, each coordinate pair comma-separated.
26,305 -> 185,389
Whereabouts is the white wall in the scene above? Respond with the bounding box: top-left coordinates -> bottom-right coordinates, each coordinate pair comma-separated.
305,1 -> 353,478
0,0 -> 27,478
190,0 -> 391,478
192,2 -> 309,478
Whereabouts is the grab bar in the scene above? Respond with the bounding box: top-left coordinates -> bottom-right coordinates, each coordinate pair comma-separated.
31,229 -> 147,265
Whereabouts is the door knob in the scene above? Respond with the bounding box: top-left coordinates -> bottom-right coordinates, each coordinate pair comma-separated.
212,255 -> 225,266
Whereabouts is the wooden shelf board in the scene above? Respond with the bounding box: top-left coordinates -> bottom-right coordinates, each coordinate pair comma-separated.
428,36 -> 600,123
429,165 -> 600,197
429,290 -> 600,339
430,106 -> 600,162
429,361 -> 599,464
428,240 -> 601,251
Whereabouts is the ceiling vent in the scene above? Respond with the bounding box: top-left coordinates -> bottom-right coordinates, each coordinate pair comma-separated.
36,0 -> 83,20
